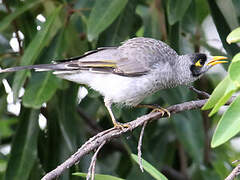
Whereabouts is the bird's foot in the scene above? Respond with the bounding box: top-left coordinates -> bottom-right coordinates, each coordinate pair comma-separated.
113,122 -> 131,129
152,107 -> 170,117
137,104 -> 170,117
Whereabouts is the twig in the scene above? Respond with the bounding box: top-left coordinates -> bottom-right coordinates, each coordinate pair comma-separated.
225,163 -> 240,180
189,86 -> 210,98
138,121 -> 147,172
41,97 -> 235,180
86,141 -> 106,180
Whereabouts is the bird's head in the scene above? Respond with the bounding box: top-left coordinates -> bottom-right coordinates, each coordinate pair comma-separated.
189,53 -> 228,77
174,53 -> 228,86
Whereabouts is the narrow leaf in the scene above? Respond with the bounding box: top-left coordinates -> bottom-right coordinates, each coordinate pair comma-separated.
229,53 -> 240,85
211,95 -> 240,147
22,31 -> 63,108
87,0 -> 128,41
229,61 -> 240,85
208,89 -> 235,117
4,109 -> 40,180
12,6 -> 62,101
167,0 -> 192,25
0,0 -> 42,32
227,27 -> 240,44
22,72 -> 60,108
73,173 -> 125,180
202,76 -> 231,110
131,154 -> 168,180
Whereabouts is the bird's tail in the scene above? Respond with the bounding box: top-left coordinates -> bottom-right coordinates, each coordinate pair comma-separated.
0,63 -> 69,74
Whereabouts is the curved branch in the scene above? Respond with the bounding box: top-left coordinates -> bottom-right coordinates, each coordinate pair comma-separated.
41,99 -> 209,180
225,164 -> 240,180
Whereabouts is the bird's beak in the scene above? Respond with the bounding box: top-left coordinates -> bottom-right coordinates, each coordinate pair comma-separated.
207,56 -> 228,66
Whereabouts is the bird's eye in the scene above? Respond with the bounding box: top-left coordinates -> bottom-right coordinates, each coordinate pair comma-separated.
195,59 -> 204,67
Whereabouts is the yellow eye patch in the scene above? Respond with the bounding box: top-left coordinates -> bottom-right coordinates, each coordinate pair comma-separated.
195,59 -> 203,67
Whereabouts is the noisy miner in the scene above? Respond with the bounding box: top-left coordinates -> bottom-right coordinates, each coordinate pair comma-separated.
0,37 -> 228,128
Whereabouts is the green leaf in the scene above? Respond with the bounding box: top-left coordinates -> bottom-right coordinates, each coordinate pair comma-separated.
98,0 -> 141,46
226,27 -> 240,44
202,76 -> 231,110
87,0 -> 128,41
73,173 -> 125,180
22,31 -> 63,109
131,154 -> 168,180
172,111 -> 204,163
11,6 -> 62,102
211,95 -> 240,147
229,61 -> 240,85
0,0 -> 42,32
56,84 -> 79,152
136,4 -> 161,39
4,109 -> 40,180
0,118 -> 17,138
22,72 -> 60,108
208,88 -> 235,117
229,53 -> 240,85
195,0 -> 209,23
167,0 -> 192,25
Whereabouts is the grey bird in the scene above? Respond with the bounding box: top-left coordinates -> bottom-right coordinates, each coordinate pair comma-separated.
0,37 -> 228,128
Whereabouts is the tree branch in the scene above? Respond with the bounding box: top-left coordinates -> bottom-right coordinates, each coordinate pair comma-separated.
225,163 -> 240,180
41,97 -> 234,180
86,141 -> 106,180
138,121 -> 147,172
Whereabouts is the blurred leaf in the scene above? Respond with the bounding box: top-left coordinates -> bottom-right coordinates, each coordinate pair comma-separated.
226,27 -> 240,44
73,173 -> 125,180
181,1 -> 197,34
116,154 -> 132,178
0,0 -> 42,32
167,0 -> 192,25
0,118 -> 17,138
160,87 -> 204,163
87,0 -> 128,41
207,0 -> 240,57
211,95 -> 240,147
22,31 -> 63,109
4,109 -> 40,180
199,40 -> 227,57
136,4 -> 162,39
202,76 -> 231,110
56,84 -> 79,152
169,22 -> 180,53
131,154 -> 168,180
22,72 -> 60,108
212,160 -> 229,179
12,6 -> 62,102
232,0 -> 240,21
98,0 -> 141,46
195,0 -> 209,23
172,111 -> 204,163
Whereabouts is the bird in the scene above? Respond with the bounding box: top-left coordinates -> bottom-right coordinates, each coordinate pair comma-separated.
0,37 -> 228,128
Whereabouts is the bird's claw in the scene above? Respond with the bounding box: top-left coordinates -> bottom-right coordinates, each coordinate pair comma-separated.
152,107 -> 170,117
113,122 -> 131,129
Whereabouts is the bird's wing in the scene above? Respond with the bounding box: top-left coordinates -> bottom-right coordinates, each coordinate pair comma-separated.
60,38 -> 177,77
58,46 -> 150,77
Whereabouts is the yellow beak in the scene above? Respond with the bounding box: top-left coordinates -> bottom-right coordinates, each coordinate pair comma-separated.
207,56 -> 228,66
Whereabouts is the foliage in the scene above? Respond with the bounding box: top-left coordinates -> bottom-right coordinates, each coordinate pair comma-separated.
203,27 -> 240,148
0,0 -> 240,180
